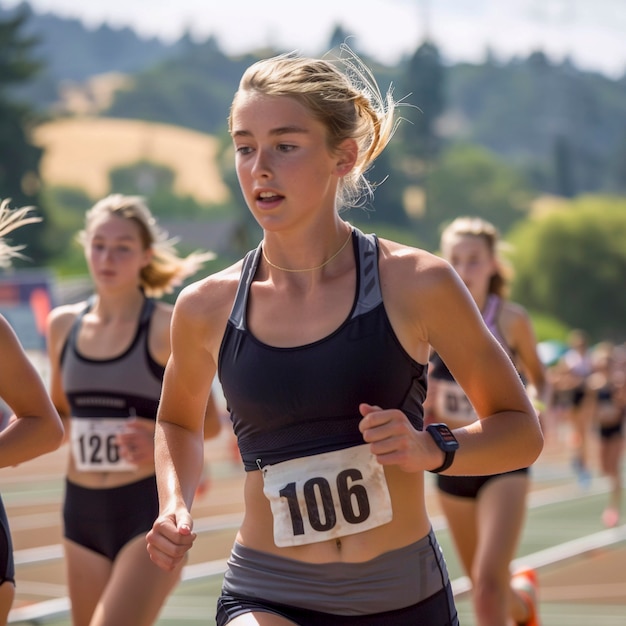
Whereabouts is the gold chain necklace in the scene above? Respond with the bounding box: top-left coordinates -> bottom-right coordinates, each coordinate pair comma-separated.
262,229 -> 352,273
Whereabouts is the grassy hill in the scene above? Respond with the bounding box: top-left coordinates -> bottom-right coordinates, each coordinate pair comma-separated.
33,116 -> 230,204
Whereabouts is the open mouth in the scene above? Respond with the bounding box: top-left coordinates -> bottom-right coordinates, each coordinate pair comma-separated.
258,191 -> 283,203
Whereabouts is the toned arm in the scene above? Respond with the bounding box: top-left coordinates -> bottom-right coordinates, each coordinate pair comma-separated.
0,315 -> 64,465
380,242 -> 543,475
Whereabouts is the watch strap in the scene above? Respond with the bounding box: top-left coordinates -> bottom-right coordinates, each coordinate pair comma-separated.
426,423 -> 458,474
428,448 -> 456,474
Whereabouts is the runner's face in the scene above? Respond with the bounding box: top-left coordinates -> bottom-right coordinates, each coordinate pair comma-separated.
443,234 -> 496,301
85,214 -> 151,290
230,92 -> 343,231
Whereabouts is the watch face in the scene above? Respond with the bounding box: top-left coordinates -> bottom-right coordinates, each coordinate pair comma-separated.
437,426 -> 457,444
429,423 -> 459,451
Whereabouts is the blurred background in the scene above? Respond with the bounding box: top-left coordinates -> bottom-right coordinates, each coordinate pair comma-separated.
1,0 -> 625,347
1,2 -> 625,625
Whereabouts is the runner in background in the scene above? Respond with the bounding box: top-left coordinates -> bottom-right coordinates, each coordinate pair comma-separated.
557,329 -> 595,487
46,194 -> 219,626
425,216 -> 547,626
587,341 -> 625,527
0,199 -> 64,626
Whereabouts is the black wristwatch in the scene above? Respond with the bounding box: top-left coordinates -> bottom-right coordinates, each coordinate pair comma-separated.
426,423 -> 459,473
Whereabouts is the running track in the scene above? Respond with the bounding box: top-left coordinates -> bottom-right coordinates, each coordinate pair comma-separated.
3,424 -> 625,625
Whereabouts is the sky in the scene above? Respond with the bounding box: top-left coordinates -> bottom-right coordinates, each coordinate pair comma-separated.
4,0 -> 626,78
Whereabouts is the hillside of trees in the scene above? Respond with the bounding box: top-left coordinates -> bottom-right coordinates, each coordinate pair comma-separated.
0,1 -> 183,105
1,2 -> 626,342
3,1 -> 626,203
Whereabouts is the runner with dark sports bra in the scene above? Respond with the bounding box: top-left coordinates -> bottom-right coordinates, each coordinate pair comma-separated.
425,216 -> 547,626
216,228 -> 454,625
60,296 -> 165,561
146,50 -> 543,626
587,342 -> 625,528
430,295 -> 530,501
46,194 -> 217,626
557,329 -> 594,486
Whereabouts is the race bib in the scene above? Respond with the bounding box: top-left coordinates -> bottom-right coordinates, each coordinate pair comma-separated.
435,380 -> 476,424
70,418 -> 136,472
261,444 -> 392,548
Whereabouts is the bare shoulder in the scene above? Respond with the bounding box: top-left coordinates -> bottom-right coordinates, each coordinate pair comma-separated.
375,238 -> 471,356
47,301 -> 86,338
48,301 -> 85,324
500,299 -> 529,318
0,314 -> 19,349
0,313 -> 13,335
499,299 -> 540,354
177,260 -> 243,315
376,237 -> 461,299
499,299 -> 532,329
172,260 -> 245,340
45,302 -> 86,364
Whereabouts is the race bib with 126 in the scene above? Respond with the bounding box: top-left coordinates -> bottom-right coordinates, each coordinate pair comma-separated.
70,417 -> 136,472
261,444 -> 393,548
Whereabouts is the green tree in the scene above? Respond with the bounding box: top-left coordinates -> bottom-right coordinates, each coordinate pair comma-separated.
106,38 -> 249,135
607,131 -> 626,194
357,143 -> 410,228
39,186 -> 92,275
109,160 -> 176,199
553,134 -> 576,198
400,41 -> 445,161
0,5 -> 51,264
415,143 -> 533,251
509,196 -> 626,342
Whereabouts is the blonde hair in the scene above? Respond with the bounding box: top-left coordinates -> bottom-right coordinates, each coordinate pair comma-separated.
440,216 -> 513,298
78,194 -> 214,297
0,198 -> 42,268
229,45 -> 401,210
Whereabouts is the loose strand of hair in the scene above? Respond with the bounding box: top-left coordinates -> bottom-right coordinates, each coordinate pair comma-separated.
141,245 -> 215,297
0,199 -> 42,268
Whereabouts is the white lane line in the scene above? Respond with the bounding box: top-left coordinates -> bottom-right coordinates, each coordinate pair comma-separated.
451,525 -> 626,597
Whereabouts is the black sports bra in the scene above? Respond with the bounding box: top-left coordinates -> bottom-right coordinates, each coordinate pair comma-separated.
218,227 -> 427,471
